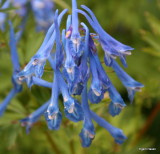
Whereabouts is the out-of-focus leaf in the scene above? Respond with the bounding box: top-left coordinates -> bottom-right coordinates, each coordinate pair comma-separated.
0,7 -> 17,12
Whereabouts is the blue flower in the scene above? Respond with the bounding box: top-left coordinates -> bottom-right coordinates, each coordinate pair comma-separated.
68,0 -> 84,58
111,60 -> 144,102
45,72 -> 62,130
76,5 -> 134,66
64,15 -> 79,81
16,9 -> 68,87
88,54 -> 103,104
88,47 -> 110,104
0,0 -> 144,148
79,85 -> 95,147
89,36 -> 110,90
63,15 -> 83,95
56,70 -> 84,122
90,111 -> 127,144
21,100 -> 50,133
108,83 -> 126,116
44,110 -> 62,130
78,23 -> 90,83
45,18 -> 63,128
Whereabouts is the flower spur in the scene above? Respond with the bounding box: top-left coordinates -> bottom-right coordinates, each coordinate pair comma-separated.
68,0 -> 84,58
63,15 -> 83,95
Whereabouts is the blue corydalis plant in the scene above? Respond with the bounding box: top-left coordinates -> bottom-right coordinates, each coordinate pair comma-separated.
1,0 -> 144,148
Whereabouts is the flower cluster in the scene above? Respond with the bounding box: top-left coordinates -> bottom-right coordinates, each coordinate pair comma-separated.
0,0 -> 144,147
0,0 -> 54,31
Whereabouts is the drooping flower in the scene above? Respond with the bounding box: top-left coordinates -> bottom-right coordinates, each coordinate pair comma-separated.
108,83 -> 126,117
21,100 -> 50,133
90,110 -> 127,144
79,85 -> 95,147
0,22 -> 54,116
88,40 -> 110,104
78,22 -> 90,84
69,0 -> 84,58
56,70 -> 84,122
44,75 -> 62,130
111,60 -> 144,102
45,12 -> 63,130
76,5 -> 134,66
16,9 -> 68,87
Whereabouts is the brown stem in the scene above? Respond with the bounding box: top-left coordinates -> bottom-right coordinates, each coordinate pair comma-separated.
133,103 -> 160,145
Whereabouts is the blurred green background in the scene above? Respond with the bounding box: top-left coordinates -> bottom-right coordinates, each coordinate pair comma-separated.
0,0 -> 160,154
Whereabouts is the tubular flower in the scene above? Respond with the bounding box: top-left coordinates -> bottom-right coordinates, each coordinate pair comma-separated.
90,111 -> 127,144
111,60 -> 144,102
21,100 -> 50,133
69,0 -> 84,58
1,0 -> 144,148
79,85 -> 95,147
16,9 -> 68,87
108,83 -> 126,117
0,22 -> 55,116
76,5 -> 134,66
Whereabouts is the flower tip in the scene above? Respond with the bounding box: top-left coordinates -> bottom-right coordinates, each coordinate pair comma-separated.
54,9 -> 59,18
111,128 -> 127,144
44,112 -> 62,130
20,117 -> 32,134
80,5 -> 86,8
79,128 -> 95,147
64,100 -> 84,122
108,102 -> 126,117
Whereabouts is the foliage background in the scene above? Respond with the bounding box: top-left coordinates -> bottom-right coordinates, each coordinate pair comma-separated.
0,0 -> 160,153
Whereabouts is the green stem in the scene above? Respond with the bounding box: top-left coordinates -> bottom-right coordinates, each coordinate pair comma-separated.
54,0 -> 72,13
69,139 -> 75,154
44,131 -> 61,154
